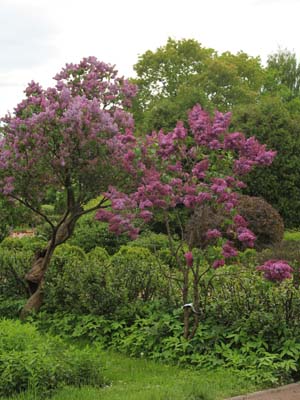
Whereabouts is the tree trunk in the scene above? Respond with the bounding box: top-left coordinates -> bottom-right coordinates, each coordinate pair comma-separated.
182,267 -> 190,339
20,214 -> 80,319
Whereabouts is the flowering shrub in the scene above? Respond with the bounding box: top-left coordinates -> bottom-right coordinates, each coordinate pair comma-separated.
95,103 -> 276,338
97,104 -> 276,256
257,259 -> 293,282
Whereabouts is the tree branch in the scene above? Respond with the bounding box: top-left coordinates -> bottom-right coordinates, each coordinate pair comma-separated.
8,194 -> 55,229
79,197 -> 110,216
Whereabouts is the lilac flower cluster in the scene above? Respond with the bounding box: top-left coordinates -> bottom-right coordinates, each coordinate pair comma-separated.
184,252 -> 194,267
257,260 -> 293,282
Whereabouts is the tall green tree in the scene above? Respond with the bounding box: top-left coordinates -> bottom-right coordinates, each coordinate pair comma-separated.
132,38 -> 264,132
265,49 -> 300,99
233,96 -> 300,227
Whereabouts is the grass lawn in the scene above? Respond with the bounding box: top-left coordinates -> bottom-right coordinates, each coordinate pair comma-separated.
284,230 -> 300,241
2,349 -> 259,400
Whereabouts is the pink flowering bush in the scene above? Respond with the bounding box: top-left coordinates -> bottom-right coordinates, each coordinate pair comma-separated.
97,104 -> 276,262
94,103 -> 276,338
257,260 -> 293,282
0,57 -> 137,317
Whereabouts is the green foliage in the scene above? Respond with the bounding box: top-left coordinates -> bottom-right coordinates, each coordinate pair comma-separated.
128,232 -> 170,252
233,95 -> 300,228
0,319 -> 105,397
109,246 -> 171,304
0,237 -> 46,253
42,242 -> 175,317
284,230 -> 300,241
69,214 -> 129,254
127,231 -> 177,268
132,38 -> 264,133
265,49 -> 300,101
43,244 -> 88,314
0,298 -> 25,319
0,248 -> 32,302
78,246 -> 121,316
30,251 -> 300,387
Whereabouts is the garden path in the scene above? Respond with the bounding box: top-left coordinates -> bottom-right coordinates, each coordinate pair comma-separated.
228,382 -> 300,400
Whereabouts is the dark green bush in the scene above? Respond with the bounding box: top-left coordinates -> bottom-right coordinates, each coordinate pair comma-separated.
127,231 -> 177,268
43,244 -> 88,313
109,246 -> 171,303
0,298 -> 25,318
69,214 -> 129,254
0,236 -> 47,253
0,249 -> 32,301
0,319 -> 105,397
43,244 -> 125,316
78,247 -> 121,316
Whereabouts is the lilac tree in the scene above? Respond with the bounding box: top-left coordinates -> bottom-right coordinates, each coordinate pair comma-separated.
0,57 -> 137,317
96,104 -> 277,338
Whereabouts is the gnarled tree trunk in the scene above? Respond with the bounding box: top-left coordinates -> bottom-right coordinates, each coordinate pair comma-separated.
20,212 -> 80,319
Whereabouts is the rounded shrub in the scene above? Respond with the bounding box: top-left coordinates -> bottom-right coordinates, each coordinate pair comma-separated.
127,231 -> 177,268
128,232 -> 170,252
69,214 -> 130,254
43,244 -> 120,316
187,195 -> 284,251
43,244 -> 88,313
87,246 -> 110,263
109,246 -> 169,302
78,246 -> 119,315
236,195 -> 284,250
0,236 -> 47,253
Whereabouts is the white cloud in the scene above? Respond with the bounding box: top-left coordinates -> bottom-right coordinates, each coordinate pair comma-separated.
1,0 -> 300,115
0,2 -> 59,72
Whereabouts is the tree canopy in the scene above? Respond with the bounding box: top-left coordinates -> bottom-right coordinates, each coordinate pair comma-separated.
0,57 -> 137,316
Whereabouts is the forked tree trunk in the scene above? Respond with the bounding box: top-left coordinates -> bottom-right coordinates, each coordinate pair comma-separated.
20,214 -> 80,319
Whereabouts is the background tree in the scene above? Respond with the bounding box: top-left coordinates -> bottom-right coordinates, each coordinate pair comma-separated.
132,38 -> 264,133
265,49 -> 300,102
232,96 -> 300,227
0,57 -> 137,317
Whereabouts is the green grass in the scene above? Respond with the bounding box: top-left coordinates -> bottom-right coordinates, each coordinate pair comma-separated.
2,349 -> 259,400
284,230 -> 300,241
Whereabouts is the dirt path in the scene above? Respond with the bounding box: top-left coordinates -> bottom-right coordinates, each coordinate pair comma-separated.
227,383 -> 300,400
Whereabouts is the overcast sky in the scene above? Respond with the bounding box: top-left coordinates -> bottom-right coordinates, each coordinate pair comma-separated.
1,0 -> 300,116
